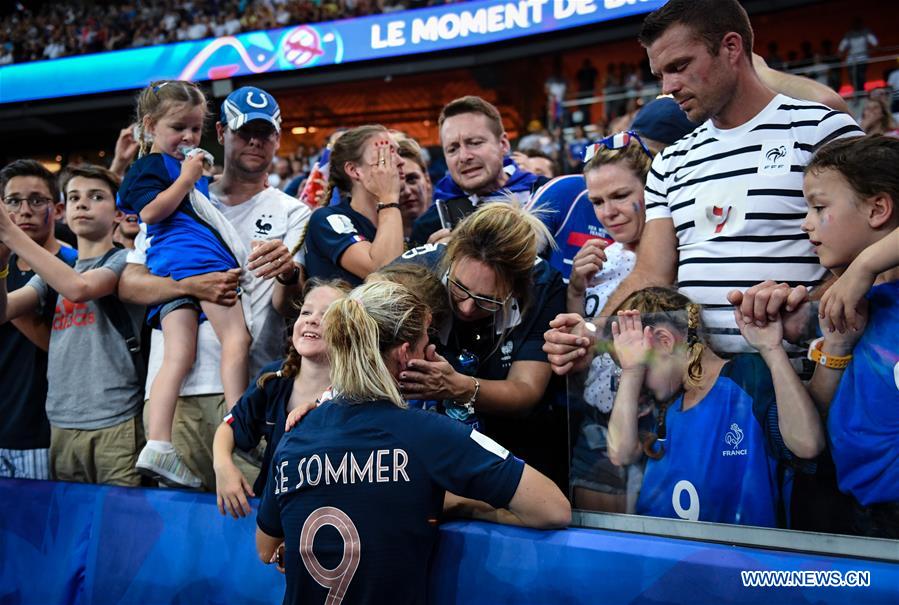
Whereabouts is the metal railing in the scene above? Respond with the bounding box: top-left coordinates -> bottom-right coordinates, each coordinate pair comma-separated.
560,52 -> 899,111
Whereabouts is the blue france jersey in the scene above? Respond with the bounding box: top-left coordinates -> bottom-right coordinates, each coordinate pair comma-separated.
828,281 -> 899,507
528,175 -> 610,282
257,398 -> 524,605
636,355 -> 782,527
118,153 -> 237,280
302,200 -> 376,287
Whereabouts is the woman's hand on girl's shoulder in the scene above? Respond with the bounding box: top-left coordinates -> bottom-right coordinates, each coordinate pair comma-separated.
285,399 -> 317,432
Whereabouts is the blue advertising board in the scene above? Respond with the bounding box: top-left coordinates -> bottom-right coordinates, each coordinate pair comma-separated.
1,479 -> 897,605
0,0 -> 665,104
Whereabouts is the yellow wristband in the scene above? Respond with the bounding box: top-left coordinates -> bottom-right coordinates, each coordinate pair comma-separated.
807,337 -> 853,370
0,265 -> 9,280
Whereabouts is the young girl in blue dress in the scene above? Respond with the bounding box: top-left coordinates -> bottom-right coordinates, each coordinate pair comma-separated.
607,287 -> 825,527
119,80 -> 251,488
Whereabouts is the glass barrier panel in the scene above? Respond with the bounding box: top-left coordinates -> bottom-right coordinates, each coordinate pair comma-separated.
566,303 -> 899,545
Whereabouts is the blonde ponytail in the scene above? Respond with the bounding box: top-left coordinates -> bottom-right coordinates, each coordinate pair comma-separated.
323,281 -> 430,408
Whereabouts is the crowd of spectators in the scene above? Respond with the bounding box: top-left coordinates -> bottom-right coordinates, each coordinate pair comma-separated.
0,0 -> 462,64
0,7 -> 896,598
533,27 -> 896,177
563,17 -> 889,141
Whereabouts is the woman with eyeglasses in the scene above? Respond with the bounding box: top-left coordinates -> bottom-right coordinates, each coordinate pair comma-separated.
255,280 -> 570,605
394,202 -> 569,488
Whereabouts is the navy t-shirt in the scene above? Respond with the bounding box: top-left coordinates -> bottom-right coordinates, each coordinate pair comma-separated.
257,398 -> 524,605
0,248 -> 77,450
395,245 -> 568,486
303,200 -> 376,286
224,360 -> 294,495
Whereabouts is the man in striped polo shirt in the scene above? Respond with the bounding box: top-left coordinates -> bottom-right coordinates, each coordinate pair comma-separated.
598,0 -> 862,355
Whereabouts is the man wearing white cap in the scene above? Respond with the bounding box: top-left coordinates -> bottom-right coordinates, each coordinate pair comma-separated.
119,86 -> 311,490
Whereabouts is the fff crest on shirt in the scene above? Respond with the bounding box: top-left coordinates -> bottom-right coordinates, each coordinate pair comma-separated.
758,140 -> 792,176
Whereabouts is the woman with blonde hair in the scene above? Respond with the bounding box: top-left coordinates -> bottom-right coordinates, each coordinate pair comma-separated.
255,280 -> 570,604
397,202 -> 569,487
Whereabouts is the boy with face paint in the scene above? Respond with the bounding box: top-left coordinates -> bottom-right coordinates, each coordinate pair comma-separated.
0,160 -> 76,480
730,136 -> 899,537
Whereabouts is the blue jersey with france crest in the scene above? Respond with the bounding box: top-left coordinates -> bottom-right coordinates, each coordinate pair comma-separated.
256,397 -> 524,605
302,198 -> 376,286
118,153 -> 238,280
527,174 -> 611,282
827,281 -> 899,507
637,355 -> 795,527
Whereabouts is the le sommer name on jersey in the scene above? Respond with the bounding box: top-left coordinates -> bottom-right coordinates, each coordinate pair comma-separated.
273,448 -> 411,494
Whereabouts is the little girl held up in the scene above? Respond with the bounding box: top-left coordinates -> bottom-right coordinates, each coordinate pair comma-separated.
119,80 -> 251,488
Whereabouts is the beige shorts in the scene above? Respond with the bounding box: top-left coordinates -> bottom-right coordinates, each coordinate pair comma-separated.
51,414 -> 144,486
145,394 -> 259,492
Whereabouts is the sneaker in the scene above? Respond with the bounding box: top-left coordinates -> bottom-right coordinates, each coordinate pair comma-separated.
136,445 -> 203,489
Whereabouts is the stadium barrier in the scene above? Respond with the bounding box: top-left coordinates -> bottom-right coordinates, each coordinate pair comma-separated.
0,479 -> 896,604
